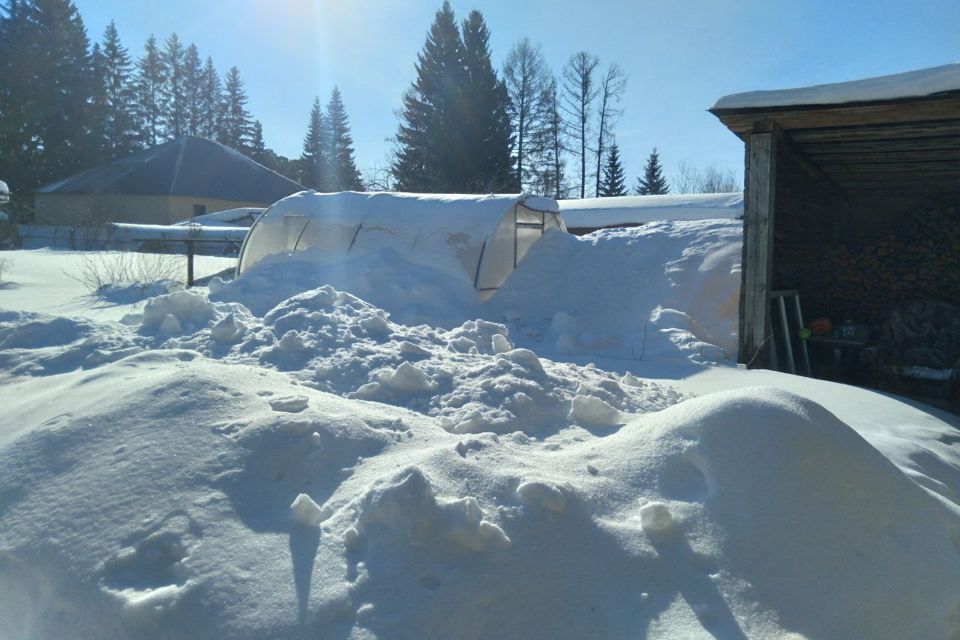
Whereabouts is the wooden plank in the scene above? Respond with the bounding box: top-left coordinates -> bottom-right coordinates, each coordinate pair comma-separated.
824,162 -> 960,174
800,137 -> 960,155
809,149 -> 960,165
788,120 -> 960,144
713,95 -> 960,136
740,132 -> 777,368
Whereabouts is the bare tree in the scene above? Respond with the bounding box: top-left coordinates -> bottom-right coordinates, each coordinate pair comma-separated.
533,76 -> 566,199
560,51 -> 600,199
594,63 -> 627,197
503,38 -> 551,192
672,161 -> 741,193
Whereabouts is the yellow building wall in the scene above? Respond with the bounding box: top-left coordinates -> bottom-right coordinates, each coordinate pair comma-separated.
34,194 -> 271,226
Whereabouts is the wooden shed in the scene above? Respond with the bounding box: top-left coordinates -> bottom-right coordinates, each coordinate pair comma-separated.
711,64 -> 960,398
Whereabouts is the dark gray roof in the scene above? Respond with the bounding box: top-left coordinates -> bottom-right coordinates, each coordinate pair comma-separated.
36,136 -> 304,203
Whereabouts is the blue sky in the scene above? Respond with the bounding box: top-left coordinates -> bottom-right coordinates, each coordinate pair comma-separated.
74,0 -> 959,188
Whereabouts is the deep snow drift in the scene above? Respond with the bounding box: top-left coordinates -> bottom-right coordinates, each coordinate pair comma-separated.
1,220 -> 959,640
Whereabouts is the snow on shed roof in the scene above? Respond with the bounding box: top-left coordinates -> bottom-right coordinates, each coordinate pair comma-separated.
35,136 -> 303,204
559,193 -> 743,229
712,62 -> 960,111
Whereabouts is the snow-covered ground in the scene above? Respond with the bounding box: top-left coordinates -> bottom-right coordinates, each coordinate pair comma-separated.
1,219 -> 959,640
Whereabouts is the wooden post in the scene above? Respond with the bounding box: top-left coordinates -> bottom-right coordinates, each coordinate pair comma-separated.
186,239 -> 195,287
739,131 -> 777,367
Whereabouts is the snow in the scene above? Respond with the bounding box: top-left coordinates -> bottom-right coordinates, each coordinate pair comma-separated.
1,215 -> 959,639
0,249 -> 235,322
559,192 -> 743,229
713,62 -> 960,110
172,207 -> 264,228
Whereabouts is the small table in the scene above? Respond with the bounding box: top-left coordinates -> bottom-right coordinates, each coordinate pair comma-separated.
807,334 -> 870,378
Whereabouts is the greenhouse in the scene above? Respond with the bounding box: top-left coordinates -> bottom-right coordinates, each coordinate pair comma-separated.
236,191 -> 565,301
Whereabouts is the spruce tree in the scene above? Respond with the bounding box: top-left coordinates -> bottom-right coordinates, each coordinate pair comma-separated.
0,0 -> 97,189
162,33 -> 186,138
598,143 -> 627,197
182,43 -> 202,136
392,1 -> 466,192
136,35 -> 166,147
636,147 -> 669,195
218,66 -> 252,150
198,57 -> 220,139
98,20 -> 138,157
460,10 -> 513,192
298,97 -> 326,190
248,119 -> 267,163
322,87 -> 363,191
89,41 -> 109,161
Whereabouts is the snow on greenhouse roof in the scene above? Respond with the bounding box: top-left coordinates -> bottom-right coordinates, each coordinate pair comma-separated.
712,62 -> 960,111
236,191 -> 564,300
559,193 -> 742,229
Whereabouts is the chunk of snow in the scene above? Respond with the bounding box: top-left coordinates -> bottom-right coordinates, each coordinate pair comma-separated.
141,289 -> 215,333
639,502 -> 677,537
290,493 -> 327,528
516,481 -> 567,513
210,312 -> 244,344
491,333 -> 512,354
378,361 -> 437,394
268,394 -> 309,413
568,394 -> 622,427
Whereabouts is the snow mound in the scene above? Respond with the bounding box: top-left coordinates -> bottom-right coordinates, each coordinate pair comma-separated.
489,219 -> 742,365
170,284 -> 683,436
0,344 -> 958,638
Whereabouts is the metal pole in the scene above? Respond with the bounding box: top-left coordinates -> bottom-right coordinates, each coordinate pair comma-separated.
777,295 -> 796,374
186,239 -> 195,287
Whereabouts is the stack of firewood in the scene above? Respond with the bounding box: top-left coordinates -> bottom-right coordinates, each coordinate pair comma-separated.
822,203 -> 960,323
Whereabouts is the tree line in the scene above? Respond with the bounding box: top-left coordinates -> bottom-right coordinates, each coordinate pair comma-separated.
391,2 -> 736,198
0,0 -> 364,199
0,0 -> 737,211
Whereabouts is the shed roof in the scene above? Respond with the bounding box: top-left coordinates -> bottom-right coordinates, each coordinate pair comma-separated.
710,64 -> 960,196
559,193 -> 742,229
35,136 -> 304,203
712,63 -> 960,111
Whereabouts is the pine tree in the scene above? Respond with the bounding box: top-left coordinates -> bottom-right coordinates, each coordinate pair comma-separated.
0,0 -> 97,190
89,41 -> 109,161
599,143 -> 627,197
162,33 -> 186,138
136,35 -> 166,147
298,97 -> 326,190
636,147 -> 669,195
460,9 -> 513,192
248,119 -> 267,163
98,20 -> 138,157
322,87 -> 363,191
198,57 -> 220,139
392,1 -> 466,192
182,43 -> 202,136
218,66 -> 251,150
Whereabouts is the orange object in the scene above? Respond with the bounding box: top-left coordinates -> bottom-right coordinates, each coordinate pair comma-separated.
807,317 -> 832,336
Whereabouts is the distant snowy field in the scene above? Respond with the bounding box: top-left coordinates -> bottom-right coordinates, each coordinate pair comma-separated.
1,221 -> 959,640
